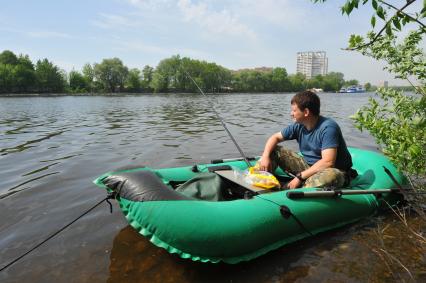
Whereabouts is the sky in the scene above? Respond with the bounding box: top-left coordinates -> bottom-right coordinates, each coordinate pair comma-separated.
0,0 -> 423,86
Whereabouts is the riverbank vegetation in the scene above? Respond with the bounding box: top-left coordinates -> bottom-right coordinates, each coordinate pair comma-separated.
313,0 -> 425,280
0,50 -> 390,95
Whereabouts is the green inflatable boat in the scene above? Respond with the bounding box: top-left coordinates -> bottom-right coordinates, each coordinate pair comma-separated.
93,147 -> 404,264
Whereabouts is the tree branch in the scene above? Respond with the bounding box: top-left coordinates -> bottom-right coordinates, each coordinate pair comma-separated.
346,0 -> 419,51
378,0 -> 425,28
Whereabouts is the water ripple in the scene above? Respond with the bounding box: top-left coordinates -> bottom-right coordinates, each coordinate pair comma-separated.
0,131 -> 64,156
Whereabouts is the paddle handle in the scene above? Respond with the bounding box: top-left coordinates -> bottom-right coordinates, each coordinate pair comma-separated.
287,188 -> 399,199
211,157 -> 257,164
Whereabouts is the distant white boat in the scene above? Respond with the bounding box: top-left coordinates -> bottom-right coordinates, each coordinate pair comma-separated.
310,88 -> 323,93
339,85 -> 365,93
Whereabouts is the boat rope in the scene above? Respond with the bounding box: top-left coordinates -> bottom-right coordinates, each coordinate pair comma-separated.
182,68 -> 252,169
0,193 -> 116,273
255,195 -> 313,236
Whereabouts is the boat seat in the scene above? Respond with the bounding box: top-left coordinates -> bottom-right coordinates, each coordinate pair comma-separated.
103,170 -> 194,202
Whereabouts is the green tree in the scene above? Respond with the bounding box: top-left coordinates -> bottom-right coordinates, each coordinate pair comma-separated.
364,82 -> 372,91
13,64 -> 36,93
82,63 -> 95,92
150,55 -> 232,93
0,50 -> 19,65
17,54 -> 34,69
35,58 -> 66,93
344,79 -> 359,86
69,70 -> 88,93
288,73 -> 307,91
0,63 -> 14,93
271,67 -> 290,91
126,68 -> 142,92
14,54 -> 36,92
200,62 -> 232,92
312,0 -> 425,178
231,69 -> 272,92
142,65 -> 154,91
151,57 -> 174,92
93,58 -> 129,92
307,75 -> 324,90
323,72 -> 345,91
152,55 -> 181,92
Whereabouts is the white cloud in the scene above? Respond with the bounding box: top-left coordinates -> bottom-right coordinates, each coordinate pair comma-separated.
112,38 -> 209,59
236,0 -> 307,29
125,0 -> 257,40
0,26 -> 71,39
127,0 -> 174,10
26,31 -> 71,38
92,13 -> 142,29
177,0 -> 257,40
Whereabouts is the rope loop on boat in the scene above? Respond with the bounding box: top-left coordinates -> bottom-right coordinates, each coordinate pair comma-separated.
106,191 -> 117,214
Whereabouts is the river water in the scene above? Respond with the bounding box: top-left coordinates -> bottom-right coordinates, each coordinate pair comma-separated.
0,93 -> 414,282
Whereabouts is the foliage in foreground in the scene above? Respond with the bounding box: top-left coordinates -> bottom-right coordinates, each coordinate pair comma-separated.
315,0 -> 425,178
352,31 -> 426,177
313,0 -> 425,279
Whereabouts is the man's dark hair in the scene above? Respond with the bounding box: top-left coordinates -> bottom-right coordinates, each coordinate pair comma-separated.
291,90 -> 320,116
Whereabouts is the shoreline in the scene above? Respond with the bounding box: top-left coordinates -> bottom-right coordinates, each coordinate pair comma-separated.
0,91 -> 349,97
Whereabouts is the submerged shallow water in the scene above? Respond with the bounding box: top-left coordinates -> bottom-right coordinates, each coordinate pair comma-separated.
0,93 -> 414,282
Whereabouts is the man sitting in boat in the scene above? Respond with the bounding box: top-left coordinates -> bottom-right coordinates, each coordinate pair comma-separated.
257,90 -> 354,189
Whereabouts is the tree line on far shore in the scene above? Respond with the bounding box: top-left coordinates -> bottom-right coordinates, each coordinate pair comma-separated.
0,50 -> 406,94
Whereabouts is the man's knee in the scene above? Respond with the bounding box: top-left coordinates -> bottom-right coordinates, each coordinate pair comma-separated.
276,147 -> 309,174
303,168 -> 346,188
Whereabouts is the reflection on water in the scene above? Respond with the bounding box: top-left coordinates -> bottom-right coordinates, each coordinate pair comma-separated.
108,225 -> 331,283
109,214 -> 425,283
0,93 -> 394,282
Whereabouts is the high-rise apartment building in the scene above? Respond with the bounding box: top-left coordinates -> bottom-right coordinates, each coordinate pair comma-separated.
296,51 -> 328,79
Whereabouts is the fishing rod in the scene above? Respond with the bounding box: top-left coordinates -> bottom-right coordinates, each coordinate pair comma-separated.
0,195 -> 114,272
184,70 -> 252,169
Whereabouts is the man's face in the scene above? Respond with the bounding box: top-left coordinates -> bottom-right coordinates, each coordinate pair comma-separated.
290,103 -> 306,123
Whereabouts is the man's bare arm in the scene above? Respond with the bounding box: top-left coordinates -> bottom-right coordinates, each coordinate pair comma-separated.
258,132 -> 284,171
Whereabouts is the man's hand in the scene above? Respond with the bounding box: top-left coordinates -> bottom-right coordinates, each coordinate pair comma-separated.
258,156 -> 272,172
287,177 -> 303,189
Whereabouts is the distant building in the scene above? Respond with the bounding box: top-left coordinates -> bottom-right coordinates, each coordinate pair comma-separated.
296,51 -> 328,79
378,81 -> 389,88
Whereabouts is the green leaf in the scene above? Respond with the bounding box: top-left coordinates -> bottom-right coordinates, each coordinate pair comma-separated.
385,23 -> 392,36
372,0 -> 378,10
340,5 -> 346,15
377,6 -> 385,20
353,0 -> 359,9
392,17 -> 401,30
371,15 -> 376,28
346,1 -> 354,15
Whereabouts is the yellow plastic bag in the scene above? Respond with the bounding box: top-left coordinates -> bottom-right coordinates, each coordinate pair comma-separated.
245,167 -> 280,189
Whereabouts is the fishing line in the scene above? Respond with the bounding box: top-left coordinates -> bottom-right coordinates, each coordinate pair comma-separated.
0,194 -> 115,272
183,69 -> 252,169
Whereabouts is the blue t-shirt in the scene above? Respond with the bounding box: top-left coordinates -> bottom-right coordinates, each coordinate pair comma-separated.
281,116 -> 352,170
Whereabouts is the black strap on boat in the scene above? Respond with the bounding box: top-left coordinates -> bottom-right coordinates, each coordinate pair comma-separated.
0,194 -> 115,273
256,195 -> 313,237
279,205 -> 313,236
